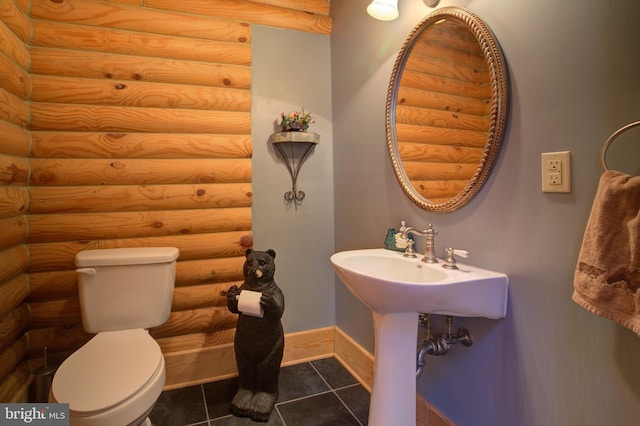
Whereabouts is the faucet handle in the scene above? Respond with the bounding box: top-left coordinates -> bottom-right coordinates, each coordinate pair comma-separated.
442,248 -> 469,270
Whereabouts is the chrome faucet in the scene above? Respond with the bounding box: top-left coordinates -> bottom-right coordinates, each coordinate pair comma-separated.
399,221 -> 438,263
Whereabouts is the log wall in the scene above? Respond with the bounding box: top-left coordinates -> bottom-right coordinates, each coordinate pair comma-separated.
0,0 -> 331,401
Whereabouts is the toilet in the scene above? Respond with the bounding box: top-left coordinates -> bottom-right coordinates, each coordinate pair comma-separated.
50,247 -> 179,426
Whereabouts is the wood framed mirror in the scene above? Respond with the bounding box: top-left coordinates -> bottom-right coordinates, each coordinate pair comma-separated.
386,7 -> 508,213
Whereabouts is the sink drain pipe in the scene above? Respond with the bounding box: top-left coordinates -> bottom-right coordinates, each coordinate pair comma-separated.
416,314 -> 474,378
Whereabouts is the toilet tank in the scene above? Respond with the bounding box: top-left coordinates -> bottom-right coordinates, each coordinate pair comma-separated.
75,247 -> 179,333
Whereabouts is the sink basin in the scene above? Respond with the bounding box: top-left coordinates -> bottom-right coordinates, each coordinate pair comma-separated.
330,248 -> 508,318
330,248 -> 508,426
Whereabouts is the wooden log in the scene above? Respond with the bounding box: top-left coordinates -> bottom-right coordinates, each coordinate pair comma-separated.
176,257 -> 245,286
396,105 -> 489,132
28,299 -> 82,328
0,52 -> 30,99
147,0 -> 332,35
0,187 -> 28,217
396,123 -> 487,147
397,86 -> 489,117
404,50 -> 488,85
29,103 -> 251,134
0,216 -> 27,251
0,305 -> 30,353
398,142 -> 485,163
0,245 -> 28,283
0,335 -> 28,388
0,361 -> 30,403
0,0 -> 32,43
26,325 -> 90,359
0,20 -> 29,69
27,207 -> 252,243
28,183 -> 253,214
27,270 -> 77,302
251,0 -> 330,16
27,231 -> 253,272
31,0 -> 252,43
403,162 -> 477,181
172,282 -> 242,311
29,47 -> 252,89
156,329 -> 235,354
0,87 -> 29,127
29,158 -> 251,186
0,153 -> 29,185
0,274 -> 28,318
399,69 -> 490,101
13,0 -> 30,15
411,179 -> 469,199
0,119 -> 30,157
150,306 -> 237,339
30,75 -> 251,112
31,21 -> 252,66
31,132 -> 252,159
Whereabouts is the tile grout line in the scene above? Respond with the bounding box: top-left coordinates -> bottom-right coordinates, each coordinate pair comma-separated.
199,384 -> 211,424
308,362 -> 364,426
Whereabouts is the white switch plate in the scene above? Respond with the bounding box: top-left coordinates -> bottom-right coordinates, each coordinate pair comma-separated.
541,151 -> 571,193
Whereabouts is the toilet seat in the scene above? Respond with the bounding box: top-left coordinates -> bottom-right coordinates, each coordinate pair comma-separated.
51,329 -> 164,417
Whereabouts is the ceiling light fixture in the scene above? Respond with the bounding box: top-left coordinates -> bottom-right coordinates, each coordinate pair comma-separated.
366,0 -> 399,21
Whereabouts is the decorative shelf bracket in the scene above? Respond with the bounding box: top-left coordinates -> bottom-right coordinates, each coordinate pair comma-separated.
271,132 -> 319,203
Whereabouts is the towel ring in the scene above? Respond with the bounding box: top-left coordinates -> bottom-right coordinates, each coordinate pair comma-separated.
600,120 -> 640,171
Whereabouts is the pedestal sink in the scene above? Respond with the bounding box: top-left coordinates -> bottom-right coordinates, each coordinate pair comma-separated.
330,248 -> 508,426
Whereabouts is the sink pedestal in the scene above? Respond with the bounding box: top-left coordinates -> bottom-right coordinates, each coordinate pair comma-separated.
370,311 -> 418,426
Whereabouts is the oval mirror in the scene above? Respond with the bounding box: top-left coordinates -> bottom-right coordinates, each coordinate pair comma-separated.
386,7 -> 508,213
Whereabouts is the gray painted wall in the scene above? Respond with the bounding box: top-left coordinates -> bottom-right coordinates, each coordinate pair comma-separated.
330,0 -> 640,425
251,25 -> 335,333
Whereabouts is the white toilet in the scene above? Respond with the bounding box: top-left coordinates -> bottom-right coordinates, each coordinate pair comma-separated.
50,247 -> 179,426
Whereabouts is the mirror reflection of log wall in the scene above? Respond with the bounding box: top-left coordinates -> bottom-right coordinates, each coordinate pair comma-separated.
396,19 -> 491,204
0,0 -> 331,403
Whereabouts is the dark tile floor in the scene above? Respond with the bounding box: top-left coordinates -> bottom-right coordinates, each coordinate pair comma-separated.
150,357 -> 370,426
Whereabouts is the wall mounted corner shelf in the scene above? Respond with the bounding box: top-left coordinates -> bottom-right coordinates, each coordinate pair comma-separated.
271,131 -> 319,203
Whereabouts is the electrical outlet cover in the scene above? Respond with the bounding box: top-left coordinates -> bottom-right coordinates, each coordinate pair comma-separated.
541,151 -> 571,193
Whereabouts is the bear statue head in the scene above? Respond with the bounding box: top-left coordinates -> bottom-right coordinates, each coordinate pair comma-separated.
243,249 -> 276,286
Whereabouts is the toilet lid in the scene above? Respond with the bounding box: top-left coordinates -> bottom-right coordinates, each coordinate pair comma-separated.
52,329 -> 163,414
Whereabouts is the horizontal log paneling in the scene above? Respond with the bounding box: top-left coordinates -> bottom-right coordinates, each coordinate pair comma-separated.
0,305 -> 30,353
0,361 -> 30,403
30,76 -> 251,112
0,216 -> 27,251
0,0 -> 31,43
0,53 -> 30,99
0,245 -> 28,284
156,329 -> 236,354
28,270 -> 77,301
398,142 -> 484,163
396,123 -> 487,147
29,103 -> 251,134
396,105 -> 489,132
0,120 -> 30,157
31,21 -> 252,65
28,299 -> 82,329
0,20 -> 29,69
0,187 -> 28,217
147,0 -> 332,35
31,132 -> 252,159
397,86 -> 489,116
172,283 -> 241,311
0,336 -> 28,390
0,87 -> 29,127
30,158 -> 251,186
412,179 -> 469,199
27,208 -> 252,242
251,0 -> 330,16
400,69 -> 491,100
27,231 -> 253,272
405,52 -> 488,85
176,257 -> 245,286
31,0 -> 252,43
30,48 -> 252,89
0,153 -> 29,185
150,307 -> 237,339
25,325 -> 90,360
403,162 -> 478,181
28,183 -> 253,214
0,275 -> 28,318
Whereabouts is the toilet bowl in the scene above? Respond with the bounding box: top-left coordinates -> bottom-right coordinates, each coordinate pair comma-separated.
48,247 -> 179,426
50,329 -> 165,426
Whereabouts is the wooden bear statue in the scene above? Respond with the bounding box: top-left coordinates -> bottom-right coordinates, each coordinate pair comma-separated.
226,249 -> 285,422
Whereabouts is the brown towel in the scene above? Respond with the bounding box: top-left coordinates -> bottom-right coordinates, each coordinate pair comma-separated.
572,170 -> 640,334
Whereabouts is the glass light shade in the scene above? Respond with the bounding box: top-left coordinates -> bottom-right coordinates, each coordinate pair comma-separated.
367,0 -> 399,21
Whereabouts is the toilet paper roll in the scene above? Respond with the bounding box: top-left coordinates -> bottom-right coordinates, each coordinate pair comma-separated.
237,290 -> 264,318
